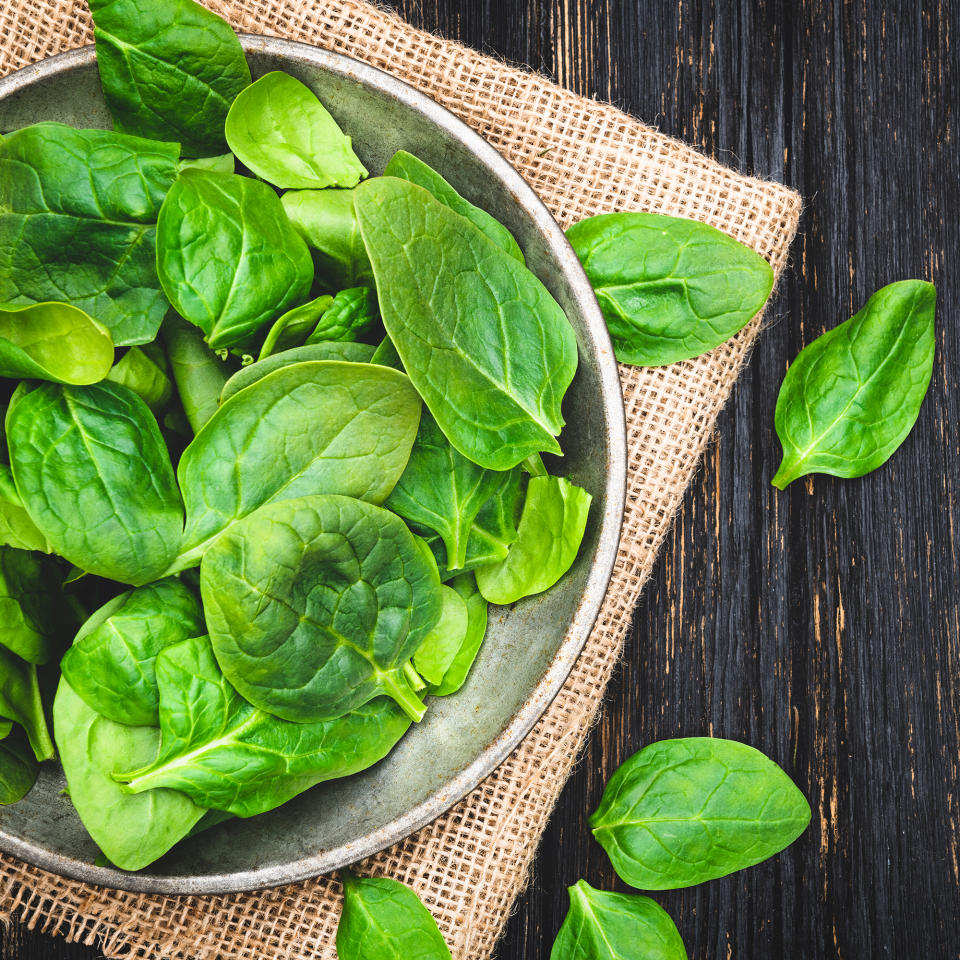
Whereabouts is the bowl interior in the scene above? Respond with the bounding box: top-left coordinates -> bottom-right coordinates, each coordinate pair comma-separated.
0,37 -> 625,893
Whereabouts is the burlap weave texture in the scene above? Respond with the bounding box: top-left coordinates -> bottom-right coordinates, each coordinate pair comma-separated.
0,2 -> 801,957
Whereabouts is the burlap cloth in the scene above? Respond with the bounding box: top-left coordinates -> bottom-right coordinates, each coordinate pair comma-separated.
0,2 -> 801,956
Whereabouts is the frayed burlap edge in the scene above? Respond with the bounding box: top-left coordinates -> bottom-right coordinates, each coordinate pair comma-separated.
0,2 -> 801,957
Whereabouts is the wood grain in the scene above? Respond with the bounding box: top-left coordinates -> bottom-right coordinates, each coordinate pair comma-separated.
2,1 -> 957,958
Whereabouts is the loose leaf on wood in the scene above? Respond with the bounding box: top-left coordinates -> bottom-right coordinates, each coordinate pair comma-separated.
6,381 -> 184,585
589,738 -> 812,889
258,295 -> 333,359
305,287 -> 381,345
202,495 -> 443,723
430,573 -> 488,697
0,725 -> 39,805
0,644 -> 54,761
412,583 -> 469,685
156,169 -> 314,350
566,211 -> 774,366
88,0 -> 251,157
355,177 -> 578,470
772,280 -> 937,488
0,465 -> 50,553
118,635 -> 411,817
225,71 -> 367,188
0,546 -> 69,664
162,313 -> 232,434
0,123 -> 178,345
550,881 -> 687,960
106,346 -> 173,413
336,871 -> 452,960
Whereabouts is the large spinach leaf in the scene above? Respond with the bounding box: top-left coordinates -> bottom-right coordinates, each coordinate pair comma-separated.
304,287 -> 380,345
355,177 -> 577,470
0,123 -> 178,345
225,71 -> 367,188
0,546 -> 69,664
0,725 -> 39,805
174,361 -> 420,568
0,466 -> 50,553
589,738 -> 811,889
6,381 -> 184,585
156,169 -> 314,350
117,635 -> 411,817
162,313 -> 232,434
550,881 -> 687,960
201,495 -> 442,723
431,573 -> 488,697
772,280 -> 936,488
566,212 -> 774,366
60,579 -> 205,726
411,583 -> 469,686
0,644 -> 54,761
88,0 -> 251,157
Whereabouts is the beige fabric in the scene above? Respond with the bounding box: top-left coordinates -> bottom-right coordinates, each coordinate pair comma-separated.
0,2 -> 801,957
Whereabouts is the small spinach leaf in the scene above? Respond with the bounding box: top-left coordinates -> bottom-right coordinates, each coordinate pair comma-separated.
0,725 -> 39,805
0,546 -> 68,664
305,287 -> 381,345
162,313 -> 232,434
412,584 -> 469,686
431,573 -> 488,696
0,644 -> 54,761
106,346 -> 173,413
0,465 -> 50,553
179,154 -> 235,175
258,295 -> 334,359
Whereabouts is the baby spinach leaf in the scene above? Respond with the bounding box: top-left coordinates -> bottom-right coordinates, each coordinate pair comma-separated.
282,187 -> 373,289
0,644 -> 54,761
0,123 -> 178,345
305,287 -> 381,345
175,361 -> 420,567
156,169 -> 314,350
225,72 -> 367,188
431,573 -> 488,696
162,313 -> 232,434
88,0 -> 251,157
6,381 -> 184,585
0,465 -> 50,553
412,584 -> 469,686
259,295 -> 334,359
566,211 -> 774,366
0,720 -> 10,739
202,494 -> 443,723
0,302 -> 114,384
476,475 -> 591,605
772,280 -> 936,488
550,881 -> 687,960
336,870 -> 452,960
0,546 -> 69,663
589,738 -> 812,890
179,154 -> 235,175
355,177 -> 578,470
371,334 -> 404,371
53,678 -> 205,871
0,725 -> 39,805
106,346 -> 173,413
60,578 -> 205,726
117,635 -> 411,817
384,149 -> 523,262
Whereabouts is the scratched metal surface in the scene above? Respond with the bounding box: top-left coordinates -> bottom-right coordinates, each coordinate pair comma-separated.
2,1 -> 958,957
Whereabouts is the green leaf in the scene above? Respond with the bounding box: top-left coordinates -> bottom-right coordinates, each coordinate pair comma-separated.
336,871 -> 452,960
550,881 -> 687,960
225,72 -> 366,188
162,313 -> 232,434
201,495 -> 443,723
6,381 -> 184,586
0,546 -> 69,663
355,177 -> 577,470
174,361 -> 421,567
88,0 -> 251,157
0,465 -> 50,553
117,635 -> 411,817
772,280 -> 936,488
258,295 -> 334,359
0,302 -> 114,384
304,287 -> 380,345
0,644 -> 54,761
156,169 -> 314,350
179,154 -> 235,175
412,583 -> 469,685
53,678 -> 205,871
0,725 -> 39,806
107,346 -> 173,413
589,738 -> 812,890
566,212 -> 774,366
60,579 -> 205,726
431,573 -> 488,696
476,475 -> 591,605
0,123 -> 178,345
383,149 -> 523,262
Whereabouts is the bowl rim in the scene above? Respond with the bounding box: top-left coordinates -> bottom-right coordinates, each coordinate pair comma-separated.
0,34 -> 627,894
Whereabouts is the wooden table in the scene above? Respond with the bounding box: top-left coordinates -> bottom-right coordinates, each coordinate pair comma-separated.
3,1 -> 957,957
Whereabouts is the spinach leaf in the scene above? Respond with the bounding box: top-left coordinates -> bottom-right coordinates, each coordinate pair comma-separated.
0,123 -> 178,345
0,725 -> 39,805
384,149 -> 523,262
156,169 -> 314,350
589,738 -> 812,889
225,72 -> 367,188
550,881 -> 687,960
162,313 -> 232,434
0,720 -> 10,739
258,295 -> 333,359
0,546 -> 69,663
370,334 -> 404,371
201,494 -> 442,723
117,635 -> 411,817
566,212 -> 774,366
0,644 -> 54,761
431,573 -> 488,696
772,280 -> 936,488
476,475 -> 591,605
52,678 -> 205,871
0,302 -> 114,384
355,177 -> 577,470
0,465 -> 50,553
219,342 -> 376,403
174,361 -> 420,568
106,346 -> 173,413
60,578 -> 205,726
282,187 -> 373,289
6,381 -> 184,585
305,287 -> 380,345
386,411 -> 507,571
412,584 -> 469,685
336,870 -> 452,960
179,154 -> 235,175
88,0 -> 251,157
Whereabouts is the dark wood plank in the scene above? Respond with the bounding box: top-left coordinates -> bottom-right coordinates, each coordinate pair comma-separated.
3,1 -> 957,958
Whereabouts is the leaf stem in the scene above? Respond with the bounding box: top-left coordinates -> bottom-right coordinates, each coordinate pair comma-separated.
382,670 -> 427,723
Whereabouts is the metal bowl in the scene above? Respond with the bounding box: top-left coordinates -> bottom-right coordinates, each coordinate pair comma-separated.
0,36 -> 626,894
